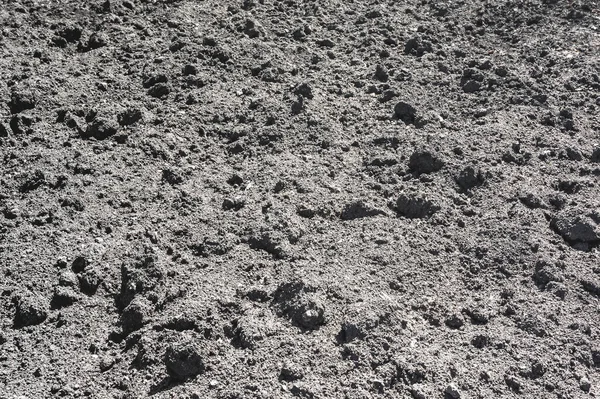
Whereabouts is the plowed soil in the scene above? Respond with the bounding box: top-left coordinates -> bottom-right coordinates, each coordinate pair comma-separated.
1,1 -> 600,398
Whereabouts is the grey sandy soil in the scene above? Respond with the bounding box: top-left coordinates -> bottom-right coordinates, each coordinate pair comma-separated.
1,0 -> 600,398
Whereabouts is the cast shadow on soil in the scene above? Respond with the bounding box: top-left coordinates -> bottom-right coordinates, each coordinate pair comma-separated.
148,376 -> 181,396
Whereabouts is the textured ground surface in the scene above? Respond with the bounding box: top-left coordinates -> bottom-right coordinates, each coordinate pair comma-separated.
1,0 -> 600,398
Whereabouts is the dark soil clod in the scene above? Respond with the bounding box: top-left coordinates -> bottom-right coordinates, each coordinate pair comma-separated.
394,101 -> 417,125
8,91 -> 36,114
408,150 -> 445,175
164,341 -> 205,380
84,117 -> 119,140
13,294 -> 48,328
339,200 -> 385,220
395,193 -> 440,219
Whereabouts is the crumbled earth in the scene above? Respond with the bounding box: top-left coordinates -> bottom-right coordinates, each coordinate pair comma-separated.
0,1 -> 599,398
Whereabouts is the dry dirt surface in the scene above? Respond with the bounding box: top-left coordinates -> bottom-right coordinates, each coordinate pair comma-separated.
1,0 -> 600,398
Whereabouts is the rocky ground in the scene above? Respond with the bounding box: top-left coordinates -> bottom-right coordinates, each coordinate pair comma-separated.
1,0 -> 599,398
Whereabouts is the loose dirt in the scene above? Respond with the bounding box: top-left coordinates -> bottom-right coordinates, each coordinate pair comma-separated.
1,1 -> 599,398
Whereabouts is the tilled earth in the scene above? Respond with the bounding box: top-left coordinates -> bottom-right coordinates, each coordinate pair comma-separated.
1,0 -> 600,398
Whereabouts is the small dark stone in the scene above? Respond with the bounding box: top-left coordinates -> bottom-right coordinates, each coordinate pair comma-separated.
227,141 -> 245,154
495,66 -> 508,77
340,321 -> 364,343
52,36 -> 68,48
292,27 -> 307,41
530,361 -> 546,378
186,93 -> 198,105
580,377 -> 591,392
559,109 -> 573,119
565,147 -> 582,161
463,307 -> 489,324
99,356 -> 115,372
540,113 -> 557,127
366,9 -> 382,18
292,300 -> 325,330
169,39 -> 186,52
557,179 -> 580,194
